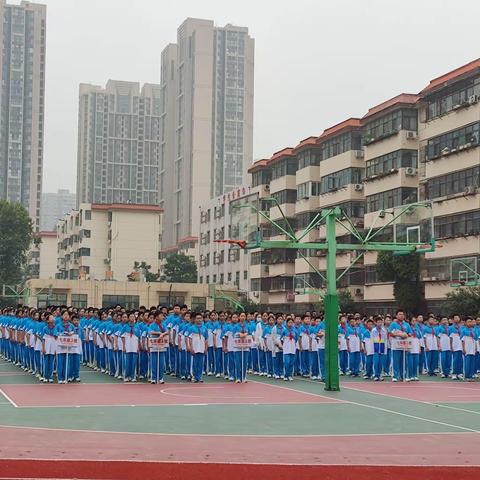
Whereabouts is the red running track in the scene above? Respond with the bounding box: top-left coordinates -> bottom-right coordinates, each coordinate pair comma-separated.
344,382 -> 480,403
0,382 -> 341,407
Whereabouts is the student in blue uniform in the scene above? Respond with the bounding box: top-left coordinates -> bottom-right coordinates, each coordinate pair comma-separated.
461,317 -> 477,381
371,316 -> 386,381
281,316 -> 298,381
122,313 -> 139,382
298,314 -> 312,377
55,310 -> 74,384
69,314 -> 82,382
41,314 -> 57,383
262,315 -> 275,378
423,316 -> 439,376
338,315 -> 348,375
233,312 -> 252,383
388,309 -> 412,382
361,319 -> 374,379
346,317 -> 361,376
438,317 -> 452,378
449,314 -> 464,380
148,311 -> 169,384
189,313 -> 208,383
407,316 -> 422,382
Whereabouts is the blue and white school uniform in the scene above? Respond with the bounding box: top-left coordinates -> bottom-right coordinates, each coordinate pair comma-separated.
371,325 -> 386,380
42,325 -> 57,382
232,323 -> 253,382
338,325 -> 348,375
298,325 -> 311,377
438,325 -> 452,377
407,326 -> 422,380
449,324 -> 464,378
461,327 -> 478,379
272,324 -> 284,378
190,325 -> 208,382
68,324 -> 82,381
148,321 -> 168,383
346,326 -> 361,376
213,321 -> 224,377
55,323 -> 74,383
122,324 -> 139,381
361,329 -> 374,378
388,321 -> 412,381
262,325 -> 274,377
423,325 -> 439,375
280,327 -> 298,380
308,324 -> 320,380
315,321 -> 326,381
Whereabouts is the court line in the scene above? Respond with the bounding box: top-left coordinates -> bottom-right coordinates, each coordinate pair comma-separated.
282,378 -> 480,433
338,382 -> 480,417
0,388 -> 18,408
0,423 -> 477,438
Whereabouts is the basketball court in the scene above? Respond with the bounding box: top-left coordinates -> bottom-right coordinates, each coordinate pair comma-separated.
1,358 -> 480,479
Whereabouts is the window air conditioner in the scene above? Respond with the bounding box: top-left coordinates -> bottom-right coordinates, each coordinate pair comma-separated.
405,167 -> 417,176
353,184 -> 363,192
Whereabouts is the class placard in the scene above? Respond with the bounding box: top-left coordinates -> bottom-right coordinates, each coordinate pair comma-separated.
391,338 -> 412,350
57,334 -> 80,353
234,335 -> 253,349
148,336 -> 169,352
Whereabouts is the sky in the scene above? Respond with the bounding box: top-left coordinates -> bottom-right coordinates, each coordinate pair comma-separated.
41,0 -> 480,193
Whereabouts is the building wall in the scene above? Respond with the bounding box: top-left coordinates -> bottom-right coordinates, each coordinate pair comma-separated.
40,189 -> 76,231
0,1 -> 46,230
25,279 -> 238,310
38,233 -> 57,279
76,80 -> 161,207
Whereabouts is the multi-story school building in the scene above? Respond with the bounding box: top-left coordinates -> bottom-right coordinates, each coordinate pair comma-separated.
56,203 -> 163,282
198,58 -> 480,314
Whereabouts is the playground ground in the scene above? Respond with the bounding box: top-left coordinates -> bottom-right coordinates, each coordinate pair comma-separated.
1,358 -> 480,479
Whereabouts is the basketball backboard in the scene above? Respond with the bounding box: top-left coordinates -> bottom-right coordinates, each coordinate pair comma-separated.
230,193 -> 260,246
450,257 -> 479,286
392,201 -> 434,247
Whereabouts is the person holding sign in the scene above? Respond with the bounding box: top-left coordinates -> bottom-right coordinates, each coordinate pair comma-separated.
122,313 -> 139,382
41,315 -> 57,383
148,311 -> 169,384
232,312 -> 252,383
55,311 -> 74,384
189,313 -> 208,383
388,310 -> 412,382
281,317 -> 298,381
68,314 -> 82,382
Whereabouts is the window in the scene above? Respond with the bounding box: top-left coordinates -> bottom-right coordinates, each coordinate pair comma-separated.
364,108 -> 417,143
297,149 -> 321,169
37,292 -> 67,309
271,217 -> 296,237
84,210 -> 91,220
213,274 -> 217,283
102,295 -> 139,309
78,248 -> 91,257
243,270 -> 248,280
220,273 -> 224,284
426,78 -> 480,121
366,150 -> 417,178
80,229 -> 91,239
270,276 -> 293,291
426,166 -> 479,199
71,294 -> 88,308
320,132 -> 362,160
271,158 -> 298,180
252,169 -> 271,187
297,182 -> 321,199
320,167 -> 364,193
227,272 -> 232,282
434,210 -> 480,239
366,188 -> 418,213
271,189 -> 297,204
191,296 -> 207,311
426,122 -> 479,160
158,295 -> 185,306
296,211 -> 319,230
235,271 -> 240,286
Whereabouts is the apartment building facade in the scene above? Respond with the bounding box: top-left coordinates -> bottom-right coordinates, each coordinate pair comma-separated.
202,59 -> 480,313
159,18 -> 254,256
40,189 -> 76,230
76,81 -> 161,207
0,1 -> 46,230
56,203 -> 163,282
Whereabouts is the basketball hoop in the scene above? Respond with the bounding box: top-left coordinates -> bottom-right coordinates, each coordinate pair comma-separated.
213,239 -> 247,249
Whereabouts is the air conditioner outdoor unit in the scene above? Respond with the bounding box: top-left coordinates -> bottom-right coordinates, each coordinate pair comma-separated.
406,131 -> 418,140
355,150 -> 364,159
405,167 -> 417,176
469,94 -> 478,105
353,184 -> 363,191
264,184 -> 270,191
464,186 -> 476,195
252,291 -> 259,298
442,147 -> 450,155
354,288 -> 362,296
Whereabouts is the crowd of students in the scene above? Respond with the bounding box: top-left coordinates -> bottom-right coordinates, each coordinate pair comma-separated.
1,304 -> 479,384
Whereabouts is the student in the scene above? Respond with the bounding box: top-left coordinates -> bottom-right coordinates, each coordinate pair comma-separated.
308,317 -> 320,380
148,311 -> 169,384
189,313 -> 208,383
315,317 -> 326,382
383,316 -> 393,376
298,315 -> 312,377
361,319 -> 375,379
272,315 -> 284,379
262,315 -> 275,378
423,316 -> 439,376
338,315 -> 348,375
438,317 -> 452,378
55,311 -> 74,384
69,314 -> 82,382
233,312 -> 252,383
461,317 -> 477,381
213,312 -> 224,378
449,314 -> 464,380
346,317 -> 361,377
407,316 -> 421,381
388,309 -> 412,382
371,316 -> 386,381
281,317 -> 298,381
122,313 -> 139,382
41,315 -> 57,383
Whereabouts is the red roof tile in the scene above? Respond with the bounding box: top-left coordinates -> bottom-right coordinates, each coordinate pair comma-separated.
362,93 -> 419,120
420,58 -> 480,94
292,136 -> 319,152
317,118 -> 362,143
269,147 -> 294,163
37,231 -> 57,238
91,203 -> 164,213
178,236 -> 198,245
247,159 -> 269,173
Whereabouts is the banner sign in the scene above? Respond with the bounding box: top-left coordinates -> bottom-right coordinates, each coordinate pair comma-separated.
57,334 -> 80,353
391,338 -> 413,350
234,335 -> 253,349
148,336 -> 169,352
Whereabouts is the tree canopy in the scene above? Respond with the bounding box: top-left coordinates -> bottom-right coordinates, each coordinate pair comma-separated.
163,253 -> 197,283
444,287 -> 480,318
0,200 -> 33,289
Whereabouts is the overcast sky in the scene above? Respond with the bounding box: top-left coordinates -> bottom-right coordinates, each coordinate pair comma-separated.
41,0 -> 480,193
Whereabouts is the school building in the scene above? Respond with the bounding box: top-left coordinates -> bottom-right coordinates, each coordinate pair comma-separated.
197,58 -> 480,314
24,279 -> 239,312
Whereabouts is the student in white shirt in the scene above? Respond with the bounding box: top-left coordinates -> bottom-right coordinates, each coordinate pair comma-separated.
449,314 -> 464,379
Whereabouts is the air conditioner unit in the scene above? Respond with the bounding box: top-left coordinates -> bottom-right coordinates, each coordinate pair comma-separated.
354,288 -> 362,297
464,186 -> 476,195
406,131 -> 418,140
468,94 -> 478,105
353,184 -> 363,191
405,167 -> 417,176
286,292 -> 295,301
264,184 -> 270,191
441,147 -> 450,155
378,210 -> 386,219
252,291 -> 259,298
355,150 -> 364,159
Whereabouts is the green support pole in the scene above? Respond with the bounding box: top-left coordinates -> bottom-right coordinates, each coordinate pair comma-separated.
324,209 -> 340,391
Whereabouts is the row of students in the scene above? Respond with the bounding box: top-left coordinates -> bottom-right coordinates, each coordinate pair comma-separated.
2,306 -> 480,384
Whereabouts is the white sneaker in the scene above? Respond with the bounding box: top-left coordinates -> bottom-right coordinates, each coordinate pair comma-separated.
414,377 -> 419,381
406,378 -> 411,382
289,377 -> 293,381
215,373 -> 220,378
283,377 -> 288,381
392,378 -> 398,383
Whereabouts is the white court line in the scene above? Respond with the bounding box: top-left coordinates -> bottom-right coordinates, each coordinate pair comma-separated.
290,377 -> 480,432
0,423 -> 477,438
0,388 -> 18,408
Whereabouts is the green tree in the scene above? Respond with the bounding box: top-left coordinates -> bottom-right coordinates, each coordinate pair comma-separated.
376,251 -> 423,314
127,261 -> 160,282
163,253 -> 197,283
338,289 -> 357,313
0,201 -> 33,302
444,287 -> 480,317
